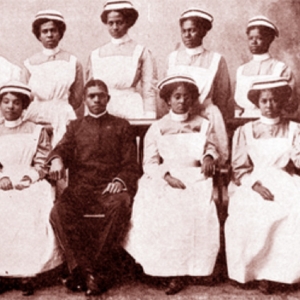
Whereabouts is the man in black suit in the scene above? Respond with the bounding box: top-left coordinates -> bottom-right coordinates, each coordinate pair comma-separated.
48,79 -> 140,296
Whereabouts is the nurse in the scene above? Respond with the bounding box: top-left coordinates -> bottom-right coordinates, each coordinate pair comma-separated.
167,8 -> 232,163
86,0 -> 157,119
21,10 -> 84,146
234,16 -> 297,118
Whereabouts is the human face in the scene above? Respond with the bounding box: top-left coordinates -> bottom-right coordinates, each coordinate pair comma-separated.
106,11 -> 129,39
0,93 -> 23,121
257,89 -> 281,118
85,85 -> 110,115
247,28 -> 272,55
181,19 -> 206,49
39,21 -> 61,49
168,84 -> 193,114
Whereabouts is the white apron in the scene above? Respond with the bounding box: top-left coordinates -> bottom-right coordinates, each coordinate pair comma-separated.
90,45 -> 145,119
24,55 -> 77,146
0,126 -> 62,277
234,62 -> 285,118
226,121 -> 300,284
125,120 -> 220,276
167,51 -> 228,162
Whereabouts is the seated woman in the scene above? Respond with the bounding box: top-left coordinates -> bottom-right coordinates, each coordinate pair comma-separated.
226,77 -> 300,294
85,0 -> 157,119
125,75 -> 220,295
0,82 -> 61,296
234,16 -> 297,118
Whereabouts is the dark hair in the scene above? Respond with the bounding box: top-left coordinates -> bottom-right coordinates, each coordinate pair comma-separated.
32,19 -> 66,40
101,8 -> 139,28
248,86 -> 292,109
246,25 -> 275,43
0,91 -> 31,110
159,81 -> 199,104
84,79 -> 109,96
180,16 -> 212,32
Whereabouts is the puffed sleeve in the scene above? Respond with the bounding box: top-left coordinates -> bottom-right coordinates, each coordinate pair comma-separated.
231,125 -> 254,186
291,123 -> 300,168
143,122 -> 169,178
28,127 -> 52,182
20,62 -> 31,84
281,64 -> 298,113
139,48 -> 157,118
85,54 -> 93,82
212,56 -> 234,120
69,59 -> 84,110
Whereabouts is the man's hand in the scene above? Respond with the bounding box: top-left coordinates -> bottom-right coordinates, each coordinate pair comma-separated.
102,181 -> 124,194
15,175 -> 32,190
201,155 -> 215,178
252,181 -> 274,201
164,173 -> 186,189
49,158 -> 65,181
0,177 -> 13,191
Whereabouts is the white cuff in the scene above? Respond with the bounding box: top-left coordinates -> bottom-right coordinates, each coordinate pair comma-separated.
113,178 -> 127,191
26,168 -> 40,184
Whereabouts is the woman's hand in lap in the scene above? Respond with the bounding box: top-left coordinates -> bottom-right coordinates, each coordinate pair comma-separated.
252,181 -> 274,201
0,177 -> 13,191
164,173 -> 186,189
15,176 -> 32,190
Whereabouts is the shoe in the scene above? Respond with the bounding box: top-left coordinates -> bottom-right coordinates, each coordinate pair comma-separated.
62,267 -> 86,292
85,273 -> 109,296
21,278 -> 34,296
165,277 -> 186,295
258,280 -> 273,295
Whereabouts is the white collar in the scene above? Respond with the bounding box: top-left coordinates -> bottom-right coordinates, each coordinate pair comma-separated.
185,45 -> 204,56
42,46 -> 60,56
111,34 -> 131,45
260,115 -> 280,125
170,110 -> 189,122
4,117 -> 22,128
88,110 -> 107,118
253,53 -> 270,61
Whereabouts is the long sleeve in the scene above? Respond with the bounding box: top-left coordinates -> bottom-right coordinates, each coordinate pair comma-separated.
212,56 -> 234,120
85,54 -> 93,82
115,122 -> 140,195
291,123 -> 300,168
203,121 -> 219,162
139,48 -> 157,117
143,122 -> 168,178
20,64 -> 31,84
47,121 -> 76,169
31,127 -> 52,180
68,59 -> 84,110
231,126 -> 254,186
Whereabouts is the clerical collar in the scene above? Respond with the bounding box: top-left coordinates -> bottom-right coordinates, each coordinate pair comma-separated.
170,110 -> 188,122
185,45 -> 204,56
88,110 -> 107,118
111,34 -> 131,45
4,117 -> 22,128
260,115 -> 280,125
253,53 -> 270,61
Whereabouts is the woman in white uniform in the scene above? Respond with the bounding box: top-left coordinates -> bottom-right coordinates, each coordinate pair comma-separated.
234,16 -> 297,118
21,10 -> 84,146
0,82 -> 61,296
125,75 -> 220,295
86,0 -> 157,119
167,8 -> 232,164
226,77 -> 300,294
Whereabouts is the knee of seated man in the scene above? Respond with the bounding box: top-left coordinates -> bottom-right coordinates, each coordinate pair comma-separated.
103,192 -> 132,214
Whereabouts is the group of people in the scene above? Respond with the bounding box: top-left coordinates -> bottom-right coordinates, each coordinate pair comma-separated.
0,0 -> 299,297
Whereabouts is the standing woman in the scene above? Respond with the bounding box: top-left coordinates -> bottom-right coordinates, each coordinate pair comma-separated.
234,16 -> 297,118
226,77 -> 300,294
21,10 -> 84,146
167,8 -> 232,163
86,0 -> 157,119
0,82 -> 61,296
126,75 -> 220,295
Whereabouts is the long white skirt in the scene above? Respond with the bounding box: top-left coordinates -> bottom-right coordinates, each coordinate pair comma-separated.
0,180 -> 62,277
226,169 -> 300,284
125,168 -> 220,277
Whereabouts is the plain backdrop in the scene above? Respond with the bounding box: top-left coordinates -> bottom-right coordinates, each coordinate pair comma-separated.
1,0 -> 299,116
